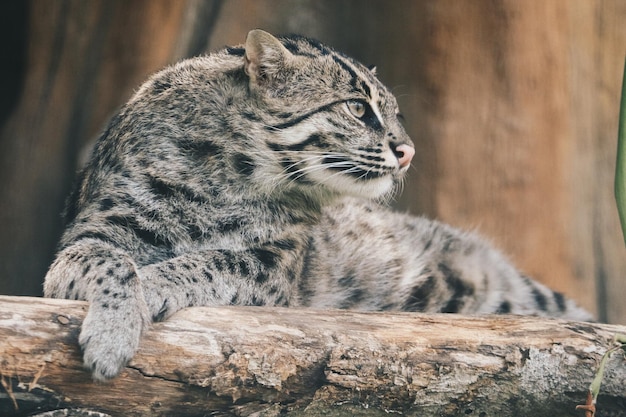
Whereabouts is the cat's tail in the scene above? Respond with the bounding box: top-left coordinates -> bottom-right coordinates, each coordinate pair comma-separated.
515,275 -> 595,322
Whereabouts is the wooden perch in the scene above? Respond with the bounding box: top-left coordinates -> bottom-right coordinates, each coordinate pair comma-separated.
0,295 -> 625,417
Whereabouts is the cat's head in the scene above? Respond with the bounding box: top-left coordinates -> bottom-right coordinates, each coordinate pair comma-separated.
243,30 -> 414,201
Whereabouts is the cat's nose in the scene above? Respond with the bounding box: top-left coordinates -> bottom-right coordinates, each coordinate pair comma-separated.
392,143 -> 414,168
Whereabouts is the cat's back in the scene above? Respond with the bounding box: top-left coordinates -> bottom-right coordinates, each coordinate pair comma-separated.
58,50 -> 260,258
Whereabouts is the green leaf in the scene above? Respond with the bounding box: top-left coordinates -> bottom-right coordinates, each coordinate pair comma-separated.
616,57 -> 626,245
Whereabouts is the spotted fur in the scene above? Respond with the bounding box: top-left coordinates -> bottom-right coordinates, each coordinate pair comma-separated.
44,30 -> 592,381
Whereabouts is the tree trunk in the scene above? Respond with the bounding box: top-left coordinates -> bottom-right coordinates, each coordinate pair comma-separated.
0,295 -> 624,417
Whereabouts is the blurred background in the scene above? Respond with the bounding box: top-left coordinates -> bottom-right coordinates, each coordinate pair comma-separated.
0,0 -> 624,323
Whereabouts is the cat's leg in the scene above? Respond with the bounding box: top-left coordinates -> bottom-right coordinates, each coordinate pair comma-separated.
45,239 -> 302,380
136,245 -> 300,322
44,240 -> 151,381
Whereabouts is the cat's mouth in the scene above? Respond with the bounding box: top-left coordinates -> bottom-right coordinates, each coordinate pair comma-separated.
321,155 -> 388,180
309,151 -> 409,199
321,145 -> 413,178
276,146 -> 411,199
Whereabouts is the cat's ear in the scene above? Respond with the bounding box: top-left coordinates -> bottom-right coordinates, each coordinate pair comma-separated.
367,65 -> 377,75
244,29 -> 293,85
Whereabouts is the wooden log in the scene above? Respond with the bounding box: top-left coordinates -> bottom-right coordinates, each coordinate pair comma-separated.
0,295 -> 625,417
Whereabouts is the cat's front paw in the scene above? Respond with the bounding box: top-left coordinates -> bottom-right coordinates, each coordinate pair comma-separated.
78,302 -> 148,381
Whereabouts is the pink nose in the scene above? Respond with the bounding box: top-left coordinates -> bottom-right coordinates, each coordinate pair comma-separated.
394,144 -> 414,168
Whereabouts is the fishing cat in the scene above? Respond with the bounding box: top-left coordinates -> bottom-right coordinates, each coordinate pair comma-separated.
44,29 -> 592,381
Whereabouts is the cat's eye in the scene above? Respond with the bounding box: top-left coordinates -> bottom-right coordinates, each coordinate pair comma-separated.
346,100 -> 367,118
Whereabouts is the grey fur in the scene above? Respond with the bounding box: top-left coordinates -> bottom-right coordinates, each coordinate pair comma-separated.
44,30 -> 592,381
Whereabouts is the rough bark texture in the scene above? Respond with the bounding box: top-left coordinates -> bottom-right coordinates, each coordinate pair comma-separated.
0,296 -> 624,417
1,0 -> 626,323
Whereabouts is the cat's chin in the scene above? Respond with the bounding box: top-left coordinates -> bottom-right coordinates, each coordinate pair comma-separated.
325,176 -> 396,201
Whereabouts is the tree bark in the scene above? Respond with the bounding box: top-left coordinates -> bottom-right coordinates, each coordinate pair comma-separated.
2,0 -> 626,324
0,296 -> 624,417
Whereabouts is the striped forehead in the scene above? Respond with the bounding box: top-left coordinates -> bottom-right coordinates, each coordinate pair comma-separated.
331,54 -> 378,97
331,53 -> 388,126
281,36 -> 392,122
282,38 -> 384,96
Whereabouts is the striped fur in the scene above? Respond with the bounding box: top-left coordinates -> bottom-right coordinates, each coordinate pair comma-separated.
45,30 -> 591,381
